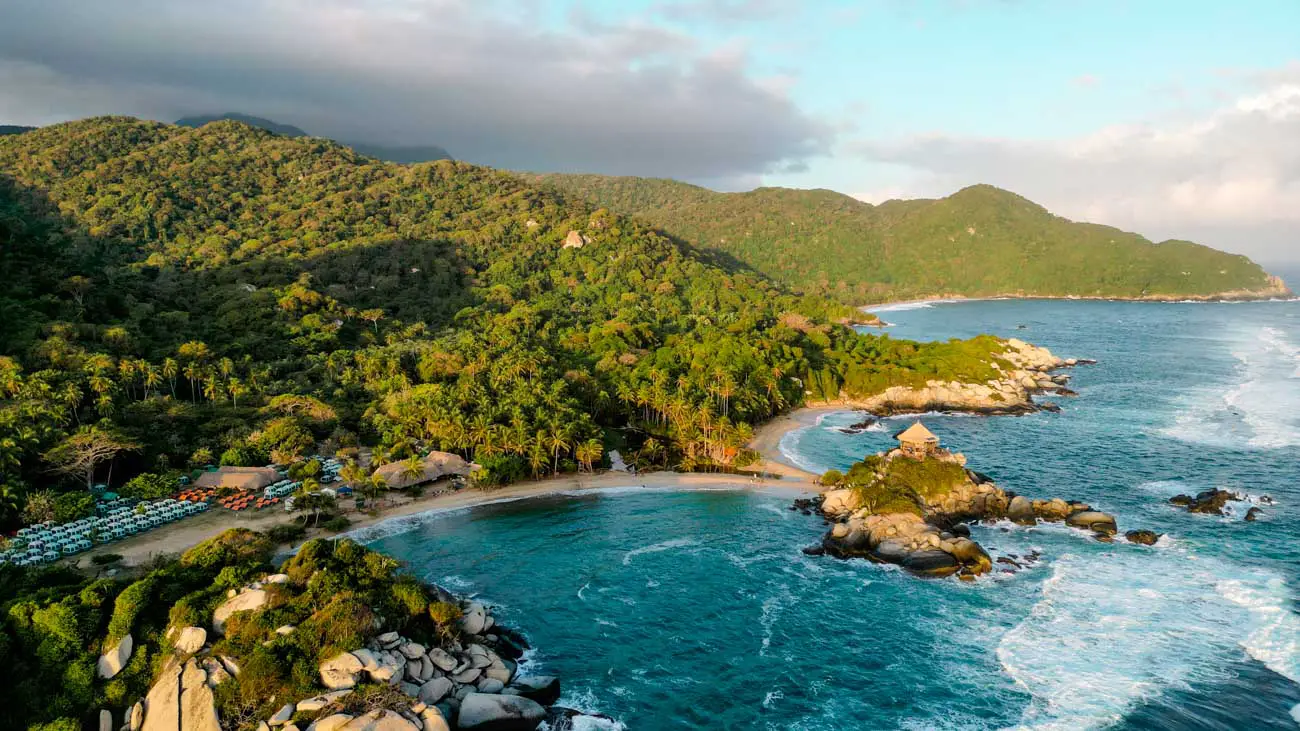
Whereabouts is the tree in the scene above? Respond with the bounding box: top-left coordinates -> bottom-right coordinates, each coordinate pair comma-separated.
359,309 -> 385,333
0,482 -> 21,523
21,490 -> 55,525
121,472 -> 176,501
575,439 -> 602,473
53,492 -> 95,524
42,426 -> 140,490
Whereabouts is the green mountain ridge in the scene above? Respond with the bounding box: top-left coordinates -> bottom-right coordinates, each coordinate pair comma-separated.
175,112 -> 454,164
534,174 -> 1289,303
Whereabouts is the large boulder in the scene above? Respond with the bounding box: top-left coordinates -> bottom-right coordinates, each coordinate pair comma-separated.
428,648 -> 458,672
1066,510 -> 1118,536
320,652 -> 366,690
901,549 -> 961,577
508,676 -> 561,706
174,626 -> 207,654
420,707 -> 452,731
457,693 -> 547,731
945,537 -> 992,574
141,659 -> 221,731
418,677 -> 454,705
820,489 -> 860,518
1125,529 -> 1161,546
309,714 -> 354,731
461,603 -> 488,635
212,589 -> 269,634
340,710 -> 420,731
97,633 -> 134,680
1006,495 -> 1036,525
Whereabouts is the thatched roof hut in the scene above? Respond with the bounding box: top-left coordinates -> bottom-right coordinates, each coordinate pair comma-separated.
894,422 -> 939,458
194,466 -> 279,491
371,451 -> 476,489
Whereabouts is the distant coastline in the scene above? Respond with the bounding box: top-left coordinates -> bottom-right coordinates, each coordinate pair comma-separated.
858,281 -> 1296,313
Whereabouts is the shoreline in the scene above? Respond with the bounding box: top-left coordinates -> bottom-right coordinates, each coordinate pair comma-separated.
73,425 -> 830,569
857,289 -> 1297,311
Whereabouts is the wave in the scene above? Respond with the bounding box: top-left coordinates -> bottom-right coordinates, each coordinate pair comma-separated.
997,549 -> 1297,731
621,538 -> 698,566
868,298 -> 965,313
549,687 -> 627,731
777,426 -> 828,475
1161,325 -> 1300,450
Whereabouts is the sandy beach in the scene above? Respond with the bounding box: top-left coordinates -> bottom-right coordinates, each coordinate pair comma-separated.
72,410 -> 834,569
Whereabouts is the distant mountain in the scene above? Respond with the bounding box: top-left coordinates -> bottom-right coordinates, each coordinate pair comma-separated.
176,113 -> 308,138
175,113 -> 451,163
0,125 -> 37,136
536,174 -> 1290,303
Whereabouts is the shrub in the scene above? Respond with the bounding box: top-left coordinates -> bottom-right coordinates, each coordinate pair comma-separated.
52,492 -> 96,524
321,515 -> 352,532
28,719 -> 81,731
390,579 -> 429,618
180,529 -> 272,571
107,576 -> 156,644
819,469 -> 844,487
120,472 -> 177,501
266,523 -> 307,544
91,553 -> 123,566
295,594 -> 375,663
427,601 -> 462,641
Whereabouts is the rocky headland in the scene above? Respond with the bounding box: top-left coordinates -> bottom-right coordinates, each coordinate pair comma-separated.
806,446 -> 1146,579
81,530 -> 608,731
811,338 -> 1092,417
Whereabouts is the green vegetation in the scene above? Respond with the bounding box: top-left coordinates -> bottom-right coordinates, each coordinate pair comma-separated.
536,174 -> 1282,303
0,116 -> 1021,530
0,528 -> 462,730
828,453 -> 970,516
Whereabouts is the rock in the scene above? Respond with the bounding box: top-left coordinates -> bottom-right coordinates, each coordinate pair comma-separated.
401,682 -> 421,698
901,549 -> 961,577
562,230 -> 588,249
420,707 -> 451,731
801,545 -> 825,556
1124,529 -> 1161,546
297,690 -> 352,713
400,642 -> 427,659
100,709 -> 113,731
219,654 -> 242,678
352,648 -> 380,671
377,631 -> 400,644
427,648 -> 459,672
320,652 -> 366,690
820,489 -> 860,517
212,588 -> 269,634
457,693 -> 546,730
945,538 -> 992,574
1006,495 -> 1036,525
309,714 -> 354,731
461,603 -> 488,635
483,659 -> 513,685
508,676 -> 561,706
453,666 -> 482,684
1065,510 -> 1118,535
419,677 -> 455,705
141,659 -> 220,731
418,655 -> 435,681
1171,488 -> 1242,515
271,703 -> 296,725
97,633 -> 134,680
1245,507 -> 1262,522
174,626 -> 207,654
264,573 -> 290,584
545,707 -> 621,731
130,702 -> 144,731
477,678 -> 505,694
276,625 -> 297,635
340,710 -> 419,731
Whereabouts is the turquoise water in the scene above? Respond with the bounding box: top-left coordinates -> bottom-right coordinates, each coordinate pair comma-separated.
358,297 -> 1300,730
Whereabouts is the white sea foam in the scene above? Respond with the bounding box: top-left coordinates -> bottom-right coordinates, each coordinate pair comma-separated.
1162,325 -> 1300,449
549,687 -> 627,731
868,299 -> 964,313
1217,577 -> 1300,687
997,549 -> 1298,731
621,537 -> 698,566
777,427 -> 827,475
758,585 -> 795,656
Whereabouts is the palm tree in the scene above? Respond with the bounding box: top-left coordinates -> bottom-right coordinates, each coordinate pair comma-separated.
400,455 -> 426,487
228,378 -> 247,408
547,427 -> 572,472
162,357 -> 179,398
0,483 -> 21,523
575,439 -> 602,473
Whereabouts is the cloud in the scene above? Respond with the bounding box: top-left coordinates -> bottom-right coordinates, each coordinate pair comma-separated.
653,0 -> 791,24
0,0 -> 830,182
850,68 -> 1300,262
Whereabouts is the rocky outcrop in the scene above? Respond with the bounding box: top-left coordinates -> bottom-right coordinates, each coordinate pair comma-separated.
97,633 -> 133,680
1125,529 -> 1161,545
173,626 -> 207,654
320,652 -> 366,690
212,587 -> 269,634
816,448 -> 1133,579
562,230 -> 590,249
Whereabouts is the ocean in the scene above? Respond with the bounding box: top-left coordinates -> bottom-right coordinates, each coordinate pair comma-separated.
357,296 -> 1300,730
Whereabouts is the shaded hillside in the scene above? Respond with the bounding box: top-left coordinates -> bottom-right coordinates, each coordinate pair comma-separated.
536,174 -> 1287,303
176,113 -> 452,163
0,116 -> 1016,504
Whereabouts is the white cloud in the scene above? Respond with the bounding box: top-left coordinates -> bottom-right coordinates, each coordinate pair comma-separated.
850,67 -> 1300,262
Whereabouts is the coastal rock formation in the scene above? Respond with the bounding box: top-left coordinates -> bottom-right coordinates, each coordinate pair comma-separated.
97,633 -> 133,680
814,338 -> 1092,416
815,439 -> 1133,579
212,586 -> 269,634
140,658 -> 221,731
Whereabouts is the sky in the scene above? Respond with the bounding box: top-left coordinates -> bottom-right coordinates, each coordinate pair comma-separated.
0,0 -> 1297,263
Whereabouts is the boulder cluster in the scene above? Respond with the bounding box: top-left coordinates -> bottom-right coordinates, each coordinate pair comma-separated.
1170,488 -> 1272,520
119,574 -> 605,731
814,450 -> 1146,579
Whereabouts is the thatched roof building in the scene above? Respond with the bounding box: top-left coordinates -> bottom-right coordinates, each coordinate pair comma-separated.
194,466 -> 279,491
372,451 -> 476,489
894,422 -> 939,458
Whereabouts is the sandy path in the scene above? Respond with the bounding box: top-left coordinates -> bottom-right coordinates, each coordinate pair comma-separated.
73,409 -> 835,569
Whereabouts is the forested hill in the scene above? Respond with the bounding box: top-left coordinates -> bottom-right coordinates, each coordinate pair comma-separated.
0,116 -> 1014,504
535,174 -> 1287,303
176,112 -> 454,163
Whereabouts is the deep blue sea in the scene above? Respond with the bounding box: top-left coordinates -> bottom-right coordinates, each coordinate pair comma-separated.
356,295 -> 1300,730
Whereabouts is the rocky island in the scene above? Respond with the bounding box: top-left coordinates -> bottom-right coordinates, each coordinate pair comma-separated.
806,424 -> 1149,578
